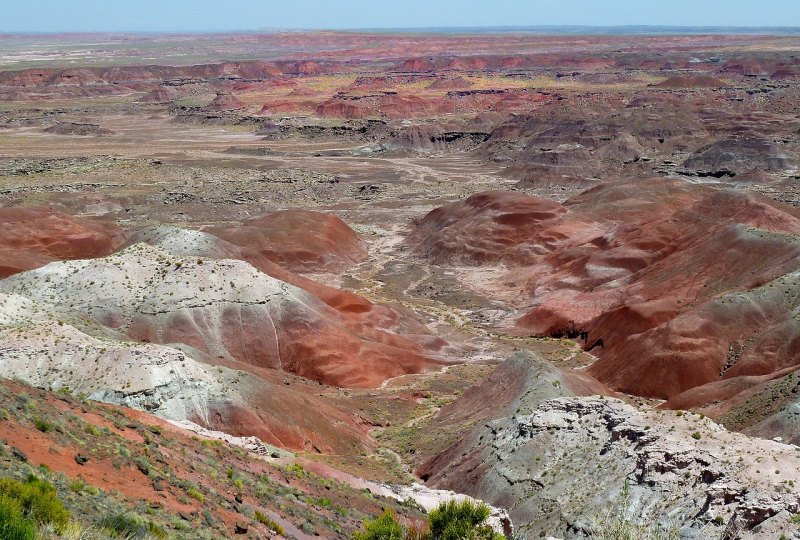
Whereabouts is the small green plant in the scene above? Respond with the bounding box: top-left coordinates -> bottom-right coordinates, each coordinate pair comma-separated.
99,512 -> 150,538
353,500 -> 502,540
0,475 -> 70,534
254,510 -> 286,536
353,510 -> 405,540
68,478 -> 86,493
591,481 -> 679,540
186,488 -> 205,503
33,418 -> 54,433
428,499 -> 503,540
691,432 -> 702,440
0,494 -> 36,540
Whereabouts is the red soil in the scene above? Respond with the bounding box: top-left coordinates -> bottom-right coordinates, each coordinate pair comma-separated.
0,207 -> 126,278
211,209 -> 368,273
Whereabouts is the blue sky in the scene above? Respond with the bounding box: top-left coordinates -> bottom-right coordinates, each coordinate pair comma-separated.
3,0 -> 799,33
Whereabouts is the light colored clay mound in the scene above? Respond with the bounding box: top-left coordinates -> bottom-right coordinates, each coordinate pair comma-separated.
420,351 -> 612,448
205,92 -> 246,111
0,293 -> 369,453
212,209 -> 368,273
0,243 -> 436,388
655,75 -> 728,88
127,226 -> 424,349
683,135 -> 794,176
421,394 -> 800,539
0,206 -> 125,278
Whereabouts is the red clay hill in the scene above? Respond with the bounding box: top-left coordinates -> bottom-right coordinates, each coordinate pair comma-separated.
0,207 -> 126,278
409,180 -> 800,406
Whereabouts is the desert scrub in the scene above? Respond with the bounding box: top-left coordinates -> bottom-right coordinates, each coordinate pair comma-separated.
34,418 -> 55,433
0,475 -> 70,535
354,500 -> 503,540
99,512 -> 166,538
428,499 -> 503,540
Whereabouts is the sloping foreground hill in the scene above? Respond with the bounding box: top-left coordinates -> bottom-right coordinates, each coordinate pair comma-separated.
0,213 -> 444,455
0,377 -> 424,539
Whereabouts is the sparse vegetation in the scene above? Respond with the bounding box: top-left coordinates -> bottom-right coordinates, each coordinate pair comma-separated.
591,482 -> 679,540
354,500 -> 503,540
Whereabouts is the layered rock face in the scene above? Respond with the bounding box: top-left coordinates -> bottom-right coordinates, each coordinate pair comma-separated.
0,291 -> 370,453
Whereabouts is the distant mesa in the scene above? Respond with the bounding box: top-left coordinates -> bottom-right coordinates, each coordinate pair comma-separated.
137,85 -> 182,104
654,75 -> 728,88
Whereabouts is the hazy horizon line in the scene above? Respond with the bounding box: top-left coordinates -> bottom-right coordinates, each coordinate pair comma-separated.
4,24 -> 800,36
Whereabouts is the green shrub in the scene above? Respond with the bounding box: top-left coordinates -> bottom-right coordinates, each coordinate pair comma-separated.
186,488 -> 205,503
353,510 -> 405,540
0,494 -> 36,540
0,476 -> 69,533
68,479 -> 86,493
254,510 -> 285,536
428,499 -> 502,540
33,418 -> 54,433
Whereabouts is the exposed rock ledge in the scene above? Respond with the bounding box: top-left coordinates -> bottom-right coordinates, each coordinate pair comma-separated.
426,395 -> 800,539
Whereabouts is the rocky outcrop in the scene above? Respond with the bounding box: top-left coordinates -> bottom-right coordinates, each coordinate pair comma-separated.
423,395 -> 800,539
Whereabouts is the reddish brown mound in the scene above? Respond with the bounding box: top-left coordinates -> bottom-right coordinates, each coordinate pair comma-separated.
315,100 -> 368,119
655,75 -> 727,88
398,58 -> 434,72
205,92 -> 246,111
0,207 -> 126,278
426,76 -> 474,90
138,85 -> 181,103
259,100 -> 308,115
409,180 -> 800,404
212,209 -> 368,273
